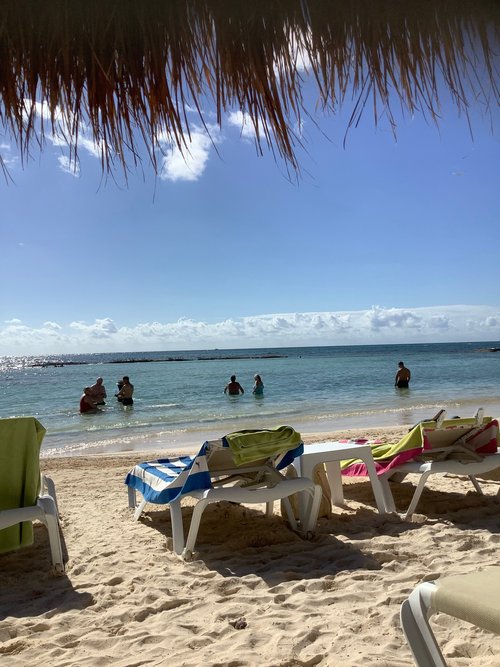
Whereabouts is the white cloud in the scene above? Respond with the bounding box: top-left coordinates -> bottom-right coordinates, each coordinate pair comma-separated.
1,305 -> 500,355
22,97 -> 226,181
0,140 -> 19,168
159,126 -> 219,182
15,98 -> 268,181
364,306 -> 423,331
227,111 -> 257,140
25,99 -> 103,174
43,321 -> 62,331
58,155 -> 80,177
69,318 -> 118,338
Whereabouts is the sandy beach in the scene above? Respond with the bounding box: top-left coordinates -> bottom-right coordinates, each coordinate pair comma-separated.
1,425 -> 500,666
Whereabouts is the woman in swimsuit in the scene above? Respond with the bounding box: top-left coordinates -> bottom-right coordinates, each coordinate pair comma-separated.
252,374 -> 264,396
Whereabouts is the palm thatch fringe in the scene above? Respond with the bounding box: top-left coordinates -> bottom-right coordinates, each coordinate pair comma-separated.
0,0 -> 498,175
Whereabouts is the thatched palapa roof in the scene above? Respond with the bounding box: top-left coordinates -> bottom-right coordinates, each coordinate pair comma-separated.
1,0 -> 499,175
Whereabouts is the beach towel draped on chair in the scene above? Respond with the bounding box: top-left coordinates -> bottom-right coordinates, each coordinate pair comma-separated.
223,425 -> 303,465
341,416 -> 498,476
0,417 -> 64,571
125,448 -> 212,506
339,411 -> 500,519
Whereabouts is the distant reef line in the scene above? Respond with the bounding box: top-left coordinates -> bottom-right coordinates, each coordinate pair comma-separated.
30,354 -> 287,368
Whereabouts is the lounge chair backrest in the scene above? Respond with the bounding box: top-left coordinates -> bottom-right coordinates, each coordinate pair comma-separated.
0,417 -> 45,551
205,439 -> 283,473
421,417 -> 498,461
223,426 -> 303,466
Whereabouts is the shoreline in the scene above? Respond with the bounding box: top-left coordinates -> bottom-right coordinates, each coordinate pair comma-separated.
38,395 -> 500,459
40,423 -> 411,460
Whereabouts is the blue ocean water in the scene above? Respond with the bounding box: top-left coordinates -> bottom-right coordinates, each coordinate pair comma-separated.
1,342 -> 499,457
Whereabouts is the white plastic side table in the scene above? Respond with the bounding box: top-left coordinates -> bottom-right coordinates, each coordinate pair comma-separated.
295,441 -> 387,513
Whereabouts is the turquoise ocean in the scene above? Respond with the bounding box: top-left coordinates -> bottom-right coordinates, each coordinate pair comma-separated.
1,342 -> 499,457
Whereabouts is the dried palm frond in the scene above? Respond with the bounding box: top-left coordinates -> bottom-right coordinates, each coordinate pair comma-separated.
0,0 -> 498,176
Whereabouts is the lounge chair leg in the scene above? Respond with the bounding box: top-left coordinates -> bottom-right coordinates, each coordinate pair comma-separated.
183,498 -> 210,557
127,486 -> 137,509
302,485 -> 322,534
37,495 -> 64,573
468,475 -> 483,495
404,471 -> 433,519
281,497 -> 298,531
169,500 -> 186,555
41,475 -> 59,516
133,499 -> 147,521
378,476 -> 398,513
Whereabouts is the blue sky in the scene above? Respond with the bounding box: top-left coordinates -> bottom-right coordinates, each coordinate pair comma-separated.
0,77 -> 499,355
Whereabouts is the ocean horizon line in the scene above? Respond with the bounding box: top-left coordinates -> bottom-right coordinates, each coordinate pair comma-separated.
2,338 -> 500,361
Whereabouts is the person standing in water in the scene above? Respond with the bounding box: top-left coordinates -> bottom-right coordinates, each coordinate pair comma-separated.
117,376 -> 134,406
89,377 -> 107,405
395,361 -> 411,388
252,374 -> 264,396
224,375 -> 244,395
115,379 -> 124,402
79,387 -> 101,413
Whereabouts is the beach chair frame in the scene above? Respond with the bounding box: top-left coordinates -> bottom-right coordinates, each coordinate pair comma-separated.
378,411 -> 500,519
0,416 -> 64,573
127,437 -> 322,560
400,568 -> 500,667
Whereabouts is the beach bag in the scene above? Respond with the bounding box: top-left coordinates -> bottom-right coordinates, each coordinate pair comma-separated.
281,463 -> 332,520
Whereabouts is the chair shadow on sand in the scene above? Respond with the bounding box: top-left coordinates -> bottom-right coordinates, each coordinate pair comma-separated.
0,523 -> 94,621
138,501 -> 382,584
342,477 -> 500,532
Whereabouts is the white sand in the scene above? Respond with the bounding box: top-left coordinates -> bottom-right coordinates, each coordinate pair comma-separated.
1,426 -> 500,666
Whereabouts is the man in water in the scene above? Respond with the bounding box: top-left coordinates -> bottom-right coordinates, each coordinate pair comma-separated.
89,377 -> 107,405
117,376 -> 134,406
224,375 -> 244,395
395,361 -> 411,388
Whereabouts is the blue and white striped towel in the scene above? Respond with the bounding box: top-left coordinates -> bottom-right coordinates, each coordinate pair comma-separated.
125,443 -> 211,505
125,439 -> 304,506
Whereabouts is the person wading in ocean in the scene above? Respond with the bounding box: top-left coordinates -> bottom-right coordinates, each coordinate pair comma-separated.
224,375 -> 244,395
395,361 -> 411,388
117,376 -> 134,406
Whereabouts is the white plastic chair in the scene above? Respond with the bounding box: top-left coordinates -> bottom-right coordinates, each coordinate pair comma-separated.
401,568 -> 500,667
379,410 -> 500,519
127,437 -> 322,559
0,417 -> 64,572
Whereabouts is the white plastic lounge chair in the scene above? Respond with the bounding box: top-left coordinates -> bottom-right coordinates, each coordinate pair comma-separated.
378,410 -> 500,519
341,409 -> 500,520
0,417 -> 64,572
126,426 -> 322,559
400,567 -> 500,667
